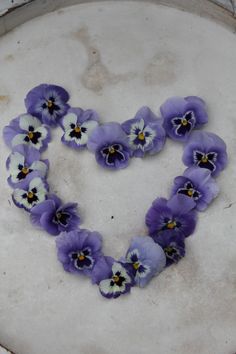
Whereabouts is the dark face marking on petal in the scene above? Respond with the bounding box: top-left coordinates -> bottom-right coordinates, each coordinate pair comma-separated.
25,129 -> 42,145
24,190 -> 38,204
193,150 -> 217,172
101,144 -> 125,166
111,271 -> 126,287
70,248 -> 93,270
172,111 -> 195,136
16,166 -> 33,181
177,180 -> 201,201
162,218 -> 181,231
53,211 -> 71,227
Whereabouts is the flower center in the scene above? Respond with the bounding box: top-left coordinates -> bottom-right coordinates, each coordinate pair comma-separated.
182,118 -> 188,126
133,262 -> 140,270
74,126 -> 81,133
47,100 -> 53,108
78,254 -> 85,261
28,131 -> 34,140
109,146 -> 116,154
201,155 -> 208,163
138,132 -> 145,140
22,167 -> 29,175
112,275 -> 120,283
187,189 -> 194,197
27,191 -> 34,199
167,220 -> 177,229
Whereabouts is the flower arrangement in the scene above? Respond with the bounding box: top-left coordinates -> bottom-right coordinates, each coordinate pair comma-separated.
3,84 -> 228,299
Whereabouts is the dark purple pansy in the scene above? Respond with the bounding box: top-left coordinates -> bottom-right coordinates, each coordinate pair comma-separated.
56,229 -> 103,277
3,114 -> 51,153
30,194 -> 80,236
120,236 -> 166,287
6,145 -> 49,188
145,194 -> 197,242
171,167 -> 219,211
87,122 -> 131,169
160,96 -> 208,141
61,107 -> 99,149
12,176 -> 48,212
98,260 -> 134,299
121,106 -> 166,157
25,84 -> 70,126
155,231 -> 185,267
182,131 -> 228,177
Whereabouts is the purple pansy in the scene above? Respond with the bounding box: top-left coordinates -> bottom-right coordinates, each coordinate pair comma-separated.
145,194 -> 197,242
25,84 -> 70,126
121,236 -> 166,287
155,231 -> 185,267
61,107 -> 99,149
30,194 -> 80,236
87,122 -> 131,169
3,114 -> 50,152
6,145 -> 49,188
182,131 -> 228,177
98,260 -> 134,299
160,96 -> 208,141
12,176 -> 48,212
171,167 -> 219,211
56,229 -> 103,277
121,106 -> 166,157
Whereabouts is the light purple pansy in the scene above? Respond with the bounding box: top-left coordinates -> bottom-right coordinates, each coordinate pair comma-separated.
25,84 -> 70,126
30,194 -> 80,236
182,131 -> 228,177
3,114 -> 51,153
121,106 -> 166,157
61,107 -> 99,149
98,260 -> 134,299
155,231 -> 186,267
87,122 -> 131,169
121,236 -> 166,287
56,229 -> 103,277
145,194 -> 197,242
160,96 -> 208,141
12,176 -> 48,212
6,145 -> 49,188
171,167 -> 219,211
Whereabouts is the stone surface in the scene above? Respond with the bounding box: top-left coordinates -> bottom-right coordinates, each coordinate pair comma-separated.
0,2 -> 235,354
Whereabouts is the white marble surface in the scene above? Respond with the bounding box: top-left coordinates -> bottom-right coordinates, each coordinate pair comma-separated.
0,2 -> 236,354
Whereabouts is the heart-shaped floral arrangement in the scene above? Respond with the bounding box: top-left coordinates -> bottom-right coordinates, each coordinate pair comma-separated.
3,84 -> 228,299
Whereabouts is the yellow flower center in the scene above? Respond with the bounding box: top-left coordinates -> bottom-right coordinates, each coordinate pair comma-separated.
112,275 -> 120,283
78,254 -> 85,261
133,262 -> 139,270
182,118 -> 188,126
164,246 -> 174,254
201,156 -> 208,163
167,221 -> 176,229
187,189 -> 193,197
138,132 -> 145,140
74,126 -> 81,133
28,131 -> 34,140
47,100 -> 53,108
109,147 -> 116,154
22,167 -> 29,175
27,191 -> 34,199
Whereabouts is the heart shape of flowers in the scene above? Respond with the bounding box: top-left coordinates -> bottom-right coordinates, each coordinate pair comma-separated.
3,84 -> 228,299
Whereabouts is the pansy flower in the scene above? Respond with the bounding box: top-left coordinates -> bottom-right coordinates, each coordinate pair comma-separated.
30,194 -> 80,236
160,96 -> 208,141
145,194 -> 197,242
98,261 -> 134,299
121,106 -> 166,157
171,167 -> 219,211
156,231 -> 185,267
61,108 -> 99,149
121,236 -> 166,287
182,131 -> 228,177
12,176 -> 48,212
25,84 -> 70,126
6,145 -> 49,188
3,114 -> 50,152
56,229 -> 103,277
87,122 -> 131,169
